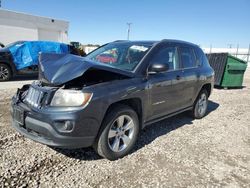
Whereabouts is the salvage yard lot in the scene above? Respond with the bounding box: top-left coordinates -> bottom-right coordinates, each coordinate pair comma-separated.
0,70 -> 250,187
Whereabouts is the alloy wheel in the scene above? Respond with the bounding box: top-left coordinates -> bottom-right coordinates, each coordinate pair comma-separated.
0,65 -> 9,80
108,115 -> 135,152
197,93 -> 207,116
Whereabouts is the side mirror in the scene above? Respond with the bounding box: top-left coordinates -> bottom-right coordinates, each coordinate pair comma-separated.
148,62 -> 169,74
0,42 -> 4,48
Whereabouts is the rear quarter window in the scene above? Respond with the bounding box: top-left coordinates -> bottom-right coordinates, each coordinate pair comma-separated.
195,47 -> 209,67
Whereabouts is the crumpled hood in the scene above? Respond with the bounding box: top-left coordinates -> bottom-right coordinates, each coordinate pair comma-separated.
39,53 -> 134,85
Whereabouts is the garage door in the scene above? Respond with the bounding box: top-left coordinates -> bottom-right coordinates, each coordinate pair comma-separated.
0,25 -> 37,46
38,29 -> 60,42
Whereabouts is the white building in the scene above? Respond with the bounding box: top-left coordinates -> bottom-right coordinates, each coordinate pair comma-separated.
83,46 -> 99,54
0,9 -> 69,46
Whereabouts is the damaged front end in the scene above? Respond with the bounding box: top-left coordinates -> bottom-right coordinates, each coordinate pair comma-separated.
11,79 -> 99,148
13,53 -> 134,108
10,53 -> 134,148
17,81 -> 92,109
12,81 -> 77,109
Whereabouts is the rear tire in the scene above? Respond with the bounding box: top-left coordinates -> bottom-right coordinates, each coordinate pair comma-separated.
94,104 -> 139,160
191,89 -> 208,119
0,63 -> 12,81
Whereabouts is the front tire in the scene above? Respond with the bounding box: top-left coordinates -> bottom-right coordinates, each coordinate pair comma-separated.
94,104 -> 139,160
0,63 -> 12,81
192,89 -> 208,119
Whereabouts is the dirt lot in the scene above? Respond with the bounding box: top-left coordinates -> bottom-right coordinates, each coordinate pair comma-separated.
0,70 -> 250,187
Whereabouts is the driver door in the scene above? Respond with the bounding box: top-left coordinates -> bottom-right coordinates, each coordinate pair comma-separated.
146,45 -> 185,121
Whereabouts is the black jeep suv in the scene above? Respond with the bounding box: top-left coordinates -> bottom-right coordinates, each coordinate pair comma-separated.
11,40 -> 214,160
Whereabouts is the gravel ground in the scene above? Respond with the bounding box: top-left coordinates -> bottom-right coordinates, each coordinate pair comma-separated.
0,75 -> 36,90
0,70 -> 250,187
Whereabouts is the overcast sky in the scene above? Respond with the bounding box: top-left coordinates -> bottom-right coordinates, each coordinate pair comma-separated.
2,0 -> 250,48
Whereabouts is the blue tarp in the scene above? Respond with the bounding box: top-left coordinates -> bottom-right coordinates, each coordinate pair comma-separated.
9,41 -> 69,70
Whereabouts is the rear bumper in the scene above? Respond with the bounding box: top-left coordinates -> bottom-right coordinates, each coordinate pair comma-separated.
12,117 -> 95,149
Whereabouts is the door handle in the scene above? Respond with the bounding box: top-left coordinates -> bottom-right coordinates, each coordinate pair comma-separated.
176,75 -> 181,80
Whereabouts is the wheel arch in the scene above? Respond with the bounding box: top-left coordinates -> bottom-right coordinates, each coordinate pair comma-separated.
95,97 -> 143,142
105,98 -> 143,129
201,83 -> 212,97
193,83 -> 212,105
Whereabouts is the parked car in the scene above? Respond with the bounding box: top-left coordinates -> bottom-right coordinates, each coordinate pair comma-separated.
0,41 -> 79,81
11,40 -> 214,160
96,54 -> 117,63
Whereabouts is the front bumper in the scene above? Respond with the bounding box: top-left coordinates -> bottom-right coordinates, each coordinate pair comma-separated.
12,117 -> 95,149
11,96 -> 101,149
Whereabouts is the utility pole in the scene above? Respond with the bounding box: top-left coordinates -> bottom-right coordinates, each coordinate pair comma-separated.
209,44 -> 212,53
247,43 -> 250,64
227,44 -> 233,49
236,44 -> 239,57
127,22 -> 132,40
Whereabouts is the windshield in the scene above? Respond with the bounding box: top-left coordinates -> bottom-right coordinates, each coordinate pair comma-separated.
86,42 -> 151,71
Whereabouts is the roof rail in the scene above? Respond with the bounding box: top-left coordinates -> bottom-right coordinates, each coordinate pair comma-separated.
159,39 -> 198,47
113,40 -> 128,42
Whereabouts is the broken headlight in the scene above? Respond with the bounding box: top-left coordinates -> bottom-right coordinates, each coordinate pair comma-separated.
50,89 -> 92,107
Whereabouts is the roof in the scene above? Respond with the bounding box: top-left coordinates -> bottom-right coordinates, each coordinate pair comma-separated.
0,9 -> 69,30
113,40 -> 158,45
0,9 -> 69,23
112,39 -> 198,47
161,39 -> 198,47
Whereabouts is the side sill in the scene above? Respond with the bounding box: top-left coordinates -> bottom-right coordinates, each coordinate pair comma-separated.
143,106 -> 193,128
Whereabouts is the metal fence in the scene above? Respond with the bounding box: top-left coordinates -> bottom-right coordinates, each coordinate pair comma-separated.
203,44 -> 250,65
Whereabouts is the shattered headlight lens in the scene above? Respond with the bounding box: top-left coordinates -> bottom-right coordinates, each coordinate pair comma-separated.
50,89 -> 92,107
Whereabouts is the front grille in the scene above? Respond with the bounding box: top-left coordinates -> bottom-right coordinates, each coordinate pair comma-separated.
24,86 -> 46,108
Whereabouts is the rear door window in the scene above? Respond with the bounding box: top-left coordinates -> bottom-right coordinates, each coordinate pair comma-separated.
179,47 -> 197,69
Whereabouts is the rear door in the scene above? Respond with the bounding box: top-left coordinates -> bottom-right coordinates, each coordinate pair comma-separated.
146,44 -> 185,121
179,46 -> 199,107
